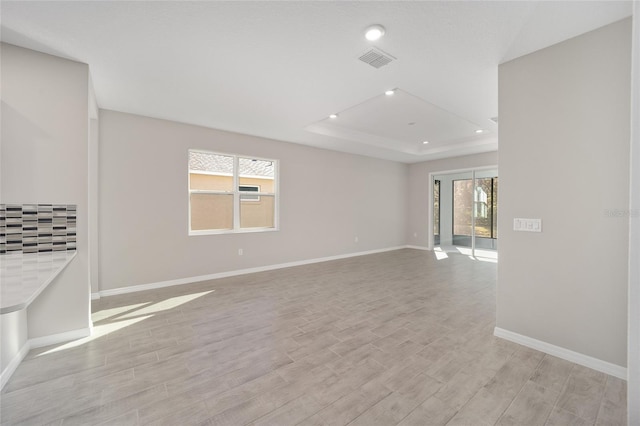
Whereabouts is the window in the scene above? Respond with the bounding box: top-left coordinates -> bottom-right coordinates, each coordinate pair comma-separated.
188,150 -> 278,234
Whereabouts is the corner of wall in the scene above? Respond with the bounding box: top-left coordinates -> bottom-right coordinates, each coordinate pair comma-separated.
627,2 -> 640,424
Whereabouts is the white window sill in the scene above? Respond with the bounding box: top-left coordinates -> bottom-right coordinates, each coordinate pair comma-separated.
189,227 -> 279,237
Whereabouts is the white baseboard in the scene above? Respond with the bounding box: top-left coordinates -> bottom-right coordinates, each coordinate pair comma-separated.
29,327 -> 91,349
1,341 -> 30,390
97,246 -> 410,298
1,327 -> 91,390
494,327 -> 627,380
91,292 -> 101,300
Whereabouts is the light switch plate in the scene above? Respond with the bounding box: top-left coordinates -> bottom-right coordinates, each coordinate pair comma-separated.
514,218 -> 542,232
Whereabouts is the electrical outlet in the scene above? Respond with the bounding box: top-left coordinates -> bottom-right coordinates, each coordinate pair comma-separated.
413,232 -> 418,238
354,236 -> 359,243
238,248 -> 243,255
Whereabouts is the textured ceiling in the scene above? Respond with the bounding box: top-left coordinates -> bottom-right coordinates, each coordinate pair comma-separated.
0,1 -> 633,163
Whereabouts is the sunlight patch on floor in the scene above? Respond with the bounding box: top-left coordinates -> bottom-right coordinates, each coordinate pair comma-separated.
455,247 -> 498,263
434,246 -> 498,263
40,290 -> 216,357
117,290 -> 214,319
434,247 -> 449,260
91,302 -> 150,323
37,315 -> 154,356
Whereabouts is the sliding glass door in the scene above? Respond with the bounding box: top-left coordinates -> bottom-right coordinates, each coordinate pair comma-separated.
452,174 -> 498,249
433,168 -> 498,255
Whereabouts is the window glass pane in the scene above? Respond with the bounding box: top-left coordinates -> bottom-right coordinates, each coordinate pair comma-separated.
240,194 -> 275,229
189,151 -> 234,191
453,177 -> 498,241
190,173 -> 233,191
239,158 -> 275,191
189,151 -> 234,174
190,193 -> 233,231
453,179 -> 473,236
474,178 -> 492,238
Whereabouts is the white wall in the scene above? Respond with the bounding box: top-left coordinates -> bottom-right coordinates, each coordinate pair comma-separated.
89,75 -> 100,296
1,43 -> 92,357
407,152 -> 498,248
0,310 -> 26,385
98,110 -> 408,292
497,19 -> 631,368
628,3 -> 639,424
89,118 -> 99,295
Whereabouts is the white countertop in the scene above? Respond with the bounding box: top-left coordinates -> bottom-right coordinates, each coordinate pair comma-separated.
0,251 -> 77,314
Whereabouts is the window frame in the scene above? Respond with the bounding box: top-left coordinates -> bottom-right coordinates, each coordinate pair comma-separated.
188,149 -> 279,236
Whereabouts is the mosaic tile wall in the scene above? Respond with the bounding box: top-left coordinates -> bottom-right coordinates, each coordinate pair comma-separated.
0,204 -> 77,254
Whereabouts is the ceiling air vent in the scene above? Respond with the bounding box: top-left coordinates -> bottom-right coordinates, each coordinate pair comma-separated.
358,47 -> 396,69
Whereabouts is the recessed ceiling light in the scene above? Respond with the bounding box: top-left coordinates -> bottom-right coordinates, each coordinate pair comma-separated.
475,129 -> 484,134
365,25 -> 385,41
329,114 -> 338,119
385,89 -> 395,96
422,141 -> 429,144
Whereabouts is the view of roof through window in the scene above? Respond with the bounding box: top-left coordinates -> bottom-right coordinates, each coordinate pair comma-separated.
189,151 -> 274,178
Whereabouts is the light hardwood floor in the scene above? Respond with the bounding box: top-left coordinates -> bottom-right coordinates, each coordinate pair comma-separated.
0,249 -> 627,425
